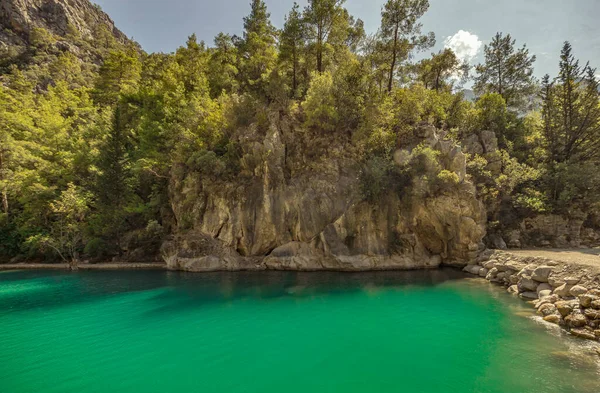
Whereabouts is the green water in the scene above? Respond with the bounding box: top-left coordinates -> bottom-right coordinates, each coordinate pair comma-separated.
1,269 -> 598,393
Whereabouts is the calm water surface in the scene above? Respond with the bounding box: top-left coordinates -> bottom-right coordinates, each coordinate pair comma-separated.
1,269 -> 598,393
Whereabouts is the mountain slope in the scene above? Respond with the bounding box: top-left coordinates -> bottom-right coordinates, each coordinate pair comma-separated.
0,0 -> 126,46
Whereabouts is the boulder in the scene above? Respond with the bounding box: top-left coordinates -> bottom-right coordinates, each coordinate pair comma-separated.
592,300 -> 600,310
508,274 -> 519,285
488,234 -> 507,250
565,311 -> 588,328
548,277 -> 565,288
519,291 -> 538,300
505,261 -> 526,272
555,301 -> 575,317
538,289 -> 553,298
564,277 -> 580,285
536,283 -> 553,295
553,283 -> 573,297
478,268 -> 489,277
486,266 -> 499,277
482,260 -> 497,270
463,265 -> 482,275
531,266 -> 553,283
570,329 -> 597,340
518,275 -> 538,292
579,294 -> 598,308
588,289 -> 600,297
507,285 -> 519,295
543,314 -> 561,324
569,285 -> 588,297
584,309 -> 600,320
538,303 -> 558,317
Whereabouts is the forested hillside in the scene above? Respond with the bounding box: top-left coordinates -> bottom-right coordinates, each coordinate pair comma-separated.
1,0 -> 599,265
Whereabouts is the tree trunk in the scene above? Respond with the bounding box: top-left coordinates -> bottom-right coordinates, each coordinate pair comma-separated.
317,24 -> 323,73
292,46 -> 297,92
387,24 -> 399,93
0,149 -> 8,214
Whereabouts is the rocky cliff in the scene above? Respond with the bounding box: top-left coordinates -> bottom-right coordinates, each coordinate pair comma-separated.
162,114 -> 487,272
0,0 -> 126,46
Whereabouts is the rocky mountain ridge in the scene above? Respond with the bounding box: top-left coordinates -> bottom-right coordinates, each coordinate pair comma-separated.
0,0 -> 126,46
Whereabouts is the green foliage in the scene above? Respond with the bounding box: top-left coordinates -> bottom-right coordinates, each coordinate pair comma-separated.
380,0 -> 435,92
474,32 -> 537,110
303,71 -> 337,130
27,183 -> 90,262
2,2 -> 600,262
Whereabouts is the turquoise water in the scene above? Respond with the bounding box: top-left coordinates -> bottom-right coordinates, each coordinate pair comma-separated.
1,269 -> 598,393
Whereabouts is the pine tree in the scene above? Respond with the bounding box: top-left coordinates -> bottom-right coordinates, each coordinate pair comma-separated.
474,32 -> 536,110
280,2 -> 306,95
238,0 -> 278,95
380,0 -> 434,92
304,0 -> 345,73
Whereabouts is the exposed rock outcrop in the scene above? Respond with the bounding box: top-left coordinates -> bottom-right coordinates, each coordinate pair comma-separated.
163,118 -> 486,272
503,214 -> 600,249
0,0 -> 127,45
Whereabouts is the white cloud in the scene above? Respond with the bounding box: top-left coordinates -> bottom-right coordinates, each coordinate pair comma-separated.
444,30 -> 483,63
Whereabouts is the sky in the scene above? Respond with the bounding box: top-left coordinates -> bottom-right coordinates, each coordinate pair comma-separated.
93,0 -> 600,79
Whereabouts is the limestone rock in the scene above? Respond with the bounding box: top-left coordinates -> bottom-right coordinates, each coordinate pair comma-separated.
463,265 -> 482,275
478,268 -> 489,277
569,285 -> 588,297
538,290 -> 552,298
584,309 -> 600,320
553,284 -> 573,297
167,123 -> 486,272
555,301 -> 575,317
518,275 -> 538,292
543,314 -> 561,324
519,291 -> 538,300
570,329 -> 597,340
565,311 -> 588,328
592,300 -> 600,310
531,266 -> 553,283
482,260 -> 497,270
536,283 -> 553,295
507,285 -> 519,295
579,294 -> 598,308
0,0 -> 129,47
564,277 -> 580,285
488,234 -> 507,250
538,303 -> 558,317
548,277 -> 565,288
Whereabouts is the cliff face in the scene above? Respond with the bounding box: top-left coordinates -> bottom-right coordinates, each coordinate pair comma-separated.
0,0 -> 126,45
162,114 -> 487,272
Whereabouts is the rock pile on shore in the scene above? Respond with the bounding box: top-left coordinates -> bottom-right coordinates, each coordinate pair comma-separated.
465,250 -> 600,342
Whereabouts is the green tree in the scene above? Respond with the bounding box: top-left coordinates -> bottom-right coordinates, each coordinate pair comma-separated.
474,32 -> 536,110
416,48 -> 467,92
208,33 -> 239,97
93,45 -> 141,106
280,2 -> 306,95
380,0 -> 434,92
28,183 -> 90,267
303,0 -> 345,73
238,0 -> 278,95
540,42 -> 600,211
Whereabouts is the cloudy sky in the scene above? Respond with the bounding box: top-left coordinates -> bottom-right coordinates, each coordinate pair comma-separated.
94,0 -> 600,79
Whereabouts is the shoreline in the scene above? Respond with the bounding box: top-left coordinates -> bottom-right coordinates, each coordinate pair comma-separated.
0,263 -> 166,271
464,249 -> 600,344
